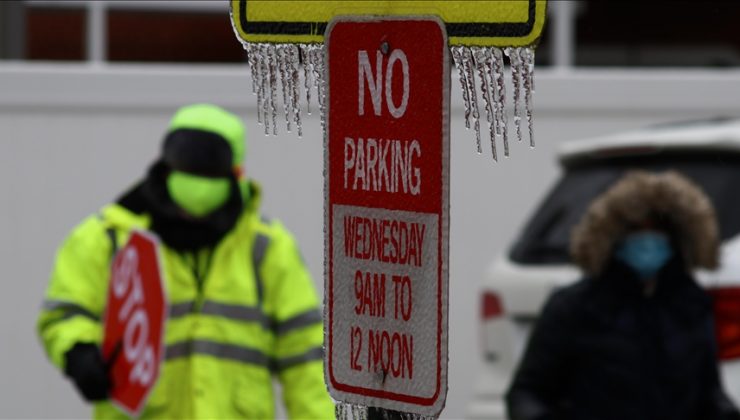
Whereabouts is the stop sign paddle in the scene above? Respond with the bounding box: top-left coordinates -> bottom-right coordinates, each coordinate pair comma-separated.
102,231 -> 167,416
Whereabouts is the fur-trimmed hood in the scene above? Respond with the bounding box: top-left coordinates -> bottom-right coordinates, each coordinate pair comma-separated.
570,170 -> 719,276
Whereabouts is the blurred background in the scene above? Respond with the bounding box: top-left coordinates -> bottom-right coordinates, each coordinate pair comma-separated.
2,0 -> 740,418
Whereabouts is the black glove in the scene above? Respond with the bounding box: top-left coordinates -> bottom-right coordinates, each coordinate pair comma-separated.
64,343 -> 111,402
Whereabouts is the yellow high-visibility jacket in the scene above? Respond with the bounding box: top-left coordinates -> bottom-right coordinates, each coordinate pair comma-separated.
37,181 -> 334,419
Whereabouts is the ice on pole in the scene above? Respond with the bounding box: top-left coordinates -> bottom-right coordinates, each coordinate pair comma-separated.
505,47 -> 524,146
491,48 -> 509,156
229,0 -> 546,161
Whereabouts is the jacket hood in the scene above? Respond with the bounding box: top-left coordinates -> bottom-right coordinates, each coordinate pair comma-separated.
570,170 -> 719,276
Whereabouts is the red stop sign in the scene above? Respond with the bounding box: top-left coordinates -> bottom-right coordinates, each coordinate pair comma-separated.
102,231 -> 167,416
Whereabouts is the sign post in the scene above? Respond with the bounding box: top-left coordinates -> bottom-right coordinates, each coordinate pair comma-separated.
102,231 -> 167,417
325,17 -> 450,416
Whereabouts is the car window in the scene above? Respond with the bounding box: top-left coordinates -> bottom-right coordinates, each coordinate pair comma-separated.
510,152 -> 740,264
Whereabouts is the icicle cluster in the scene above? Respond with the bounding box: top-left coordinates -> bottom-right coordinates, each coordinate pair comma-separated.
335,402 -> 438,420
241,42 -> 535,161
244,43 -> 327,138
335,402 -> 368,420
452,45 -> 536,160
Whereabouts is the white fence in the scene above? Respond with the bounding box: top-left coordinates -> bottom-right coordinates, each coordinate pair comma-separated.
2,63 -> 740,418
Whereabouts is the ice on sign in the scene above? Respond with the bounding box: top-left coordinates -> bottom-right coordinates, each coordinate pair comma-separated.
241,42 -> 535,160
230,0 -> 546,161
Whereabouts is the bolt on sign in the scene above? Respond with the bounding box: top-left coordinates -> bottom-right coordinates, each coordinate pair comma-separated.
230,0 -> 547,161
325,17 -> 450,416
102,231 -> 167,417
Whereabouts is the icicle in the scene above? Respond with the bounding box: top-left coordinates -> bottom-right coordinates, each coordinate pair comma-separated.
355,405 -> 366,420
258,44 -> 270,134
308,45 -> 322,122
461,47 -> 482,154
319,46 -> 329,132
491,47 -> 509,157
308,45 -> 320,123
473,47 -> 497,161
250,44 -> 263,125
335,402 -> 369,420
505,47 -> 523,143
300,44 -> 313,116
277,44 -> 292,133
288,44 -> 303,138
247,43 -> 258,95
519,47 -> 535,148
451,46 -> 471,130
335,402 -> 343,419
473,47 -> 494,125
237,40 -> 535,154
336,402 -> 344,419
309,44 -> 327,133
267,44 -> 279,136
251,47 -> 262,125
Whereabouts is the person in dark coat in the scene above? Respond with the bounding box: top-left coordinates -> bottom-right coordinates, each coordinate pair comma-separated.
506,171 -> 740,420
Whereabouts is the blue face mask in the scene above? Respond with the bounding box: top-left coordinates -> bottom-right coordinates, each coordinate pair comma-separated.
615,232 -> 673,279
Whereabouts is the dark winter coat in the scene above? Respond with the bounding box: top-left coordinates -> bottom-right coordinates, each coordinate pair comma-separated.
506,258 -> 739,420
506,171 -> 739,420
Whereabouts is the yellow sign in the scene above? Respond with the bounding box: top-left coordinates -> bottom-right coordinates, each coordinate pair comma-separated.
231,0 -> 547,47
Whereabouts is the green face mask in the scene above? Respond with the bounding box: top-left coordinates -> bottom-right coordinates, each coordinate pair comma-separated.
166,171 -> 231,218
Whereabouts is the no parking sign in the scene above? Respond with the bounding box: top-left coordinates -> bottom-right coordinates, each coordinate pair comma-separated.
324,17 -> 450,416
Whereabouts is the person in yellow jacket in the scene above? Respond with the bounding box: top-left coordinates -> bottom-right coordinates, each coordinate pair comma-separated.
37,104 -> 334,419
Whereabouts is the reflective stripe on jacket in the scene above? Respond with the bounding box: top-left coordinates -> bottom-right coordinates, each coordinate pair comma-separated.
37,182 -> 333,419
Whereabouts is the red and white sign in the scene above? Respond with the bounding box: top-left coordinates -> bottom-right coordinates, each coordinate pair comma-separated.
102,231 -> 167,417
324,17 -> 450,416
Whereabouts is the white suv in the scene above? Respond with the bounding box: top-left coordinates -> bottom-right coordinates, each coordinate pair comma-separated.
468,119 -> 740,419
